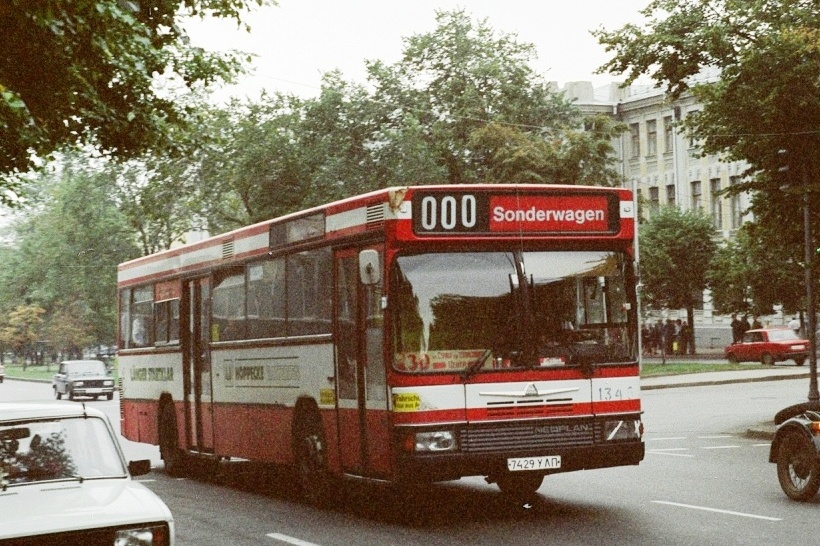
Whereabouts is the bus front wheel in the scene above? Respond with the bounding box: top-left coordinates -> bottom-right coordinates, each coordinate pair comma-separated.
293,414 -> 332,507
495,471 -> 544,497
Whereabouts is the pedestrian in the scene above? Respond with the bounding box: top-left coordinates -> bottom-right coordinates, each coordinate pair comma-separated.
664,319 -> 676,355
679,320 -> 691,355
789,315 -> 800,336
741,315 -> 751,338
731,314 -> 742,344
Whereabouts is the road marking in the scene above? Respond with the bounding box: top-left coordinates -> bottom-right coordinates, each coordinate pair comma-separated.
700,445 -> 741,450
647,436 -> 687,441
652,501 -> 781,521
697,435 -> 732,439
267,533 -> 322,546
646,450 -> 694,458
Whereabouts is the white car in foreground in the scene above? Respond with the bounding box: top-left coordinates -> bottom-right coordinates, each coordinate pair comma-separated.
0,403 -> 174,544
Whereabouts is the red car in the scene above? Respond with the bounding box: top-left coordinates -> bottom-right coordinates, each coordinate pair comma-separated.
725,328 -> 810,366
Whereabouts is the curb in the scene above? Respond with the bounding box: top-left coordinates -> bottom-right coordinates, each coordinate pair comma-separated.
641,372 -> 811,391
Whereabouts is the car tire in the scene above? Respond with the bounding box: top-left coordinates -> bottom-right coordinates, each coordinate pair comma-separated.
761,353 -> 775,366
795,357 -> 806,366
107,392 -> 114,400
727,353 -> 739,364
67,388 -> 74,401
776,430 -> 820,501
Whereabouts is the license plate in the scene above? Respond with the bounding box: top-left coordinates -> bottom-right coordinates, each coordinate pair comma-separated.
507,455 -> 561,472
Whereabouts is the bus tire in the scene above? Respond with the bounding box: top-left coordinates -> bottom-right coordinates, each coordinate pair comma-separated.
292,411 -> 332,507
495,471 -> 544,497
159,402 -> 187,478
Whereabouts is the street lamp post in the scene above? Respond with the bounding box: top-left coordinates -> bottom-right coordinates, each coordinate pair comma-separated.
802,168 -> 819,406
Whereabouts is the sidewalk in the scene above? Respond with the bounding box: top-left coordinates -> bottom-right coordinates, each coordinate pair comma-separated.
642,365 -> 812,440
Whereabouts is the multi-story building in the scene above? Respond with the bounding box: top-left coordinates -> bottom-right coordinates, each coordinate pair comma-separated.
560,80 -> 783,347
562,79 -> 753,236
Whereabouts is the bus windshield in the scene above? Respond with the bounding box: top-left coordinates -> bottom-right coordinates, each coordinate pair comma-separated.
392,250 -> 636,374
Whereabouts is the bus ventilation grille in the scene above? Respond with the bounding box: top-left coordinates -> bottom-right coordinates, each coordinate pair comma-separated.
222,240 -> 235,259
366,203 -> 385,229
459,420 -> 599,453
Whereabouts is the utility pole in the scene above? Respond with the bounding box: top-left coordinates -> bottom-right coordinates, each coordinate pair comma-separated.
803,166 -> 819,406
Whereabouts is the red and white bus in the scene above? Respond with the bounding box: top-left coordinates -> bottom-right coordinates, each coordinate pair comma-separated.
117,184 -> 644,501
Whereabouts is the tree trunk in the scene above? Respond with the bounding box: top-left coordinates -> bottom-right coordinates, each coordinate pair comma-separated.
687,305 -> 697,355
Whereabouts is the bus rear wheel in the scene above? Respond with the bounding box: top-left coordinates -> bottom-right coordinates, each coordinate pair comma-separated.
159,403 -> 187,478
495,471 -> 544,496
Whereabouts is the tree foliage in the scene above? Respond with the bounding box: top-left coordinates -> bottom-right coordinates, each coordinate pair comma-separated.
639,207 -> 718,351
0,304 -> 45,360
595,0 -> 820,315
0,152 -> 140,347
0,0 -> 275,200
368,10 -> 618,186
188,10 -> 626,233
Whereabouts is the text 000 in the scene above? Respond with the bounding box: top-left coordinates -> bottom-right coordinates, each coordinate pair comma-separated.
507,455 -> 561,472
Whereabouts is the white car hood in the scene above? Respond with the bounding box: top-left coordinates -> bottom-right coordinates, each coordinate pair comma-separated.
0,478 -> 173,539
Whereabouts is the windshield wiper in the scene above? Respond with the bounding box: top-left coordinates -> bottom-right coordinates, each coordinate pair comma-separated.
461,349 -> 493,381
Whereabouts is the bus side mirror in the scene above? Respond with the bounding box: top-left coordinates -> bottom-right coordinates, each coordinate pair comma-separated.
359,249 -> 380,285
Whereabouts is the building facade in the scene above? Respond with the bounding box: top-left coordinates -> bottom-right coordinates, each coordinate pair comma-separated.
560,81 -> 788,346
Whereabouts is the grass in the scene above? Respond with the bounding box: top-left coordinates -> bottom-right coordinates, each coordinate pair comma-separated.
3,359 -> 753,382
640,360 -> 764,378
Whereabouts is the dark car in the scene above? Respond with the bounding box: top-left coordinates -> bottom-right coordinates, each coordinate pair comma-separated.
725,328 -> 810,366
52,359 -> 116,400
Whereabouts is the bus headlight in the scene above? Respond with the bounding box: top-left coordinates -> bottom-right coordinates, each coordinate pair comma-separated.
413,431 -> 457,453
603,419 -> 642,441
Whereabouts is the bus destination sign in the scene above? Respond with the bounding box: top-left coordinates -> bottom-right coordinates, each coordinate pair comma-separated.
411,191 -> 619,235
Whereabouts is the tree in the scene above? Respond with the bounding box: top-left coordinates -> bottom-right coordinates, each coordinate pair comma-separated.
708,222 -> 804,318
0,304 -> 45,365
0,151 -> 139,347
0,0 -> 276,199
367,9 -> 623,187
594,0 -> 820,299
639,206 -> 718,353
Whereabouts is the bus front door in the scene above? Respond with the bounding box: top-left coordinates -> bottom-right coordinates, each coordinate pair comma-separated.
184,278 -> 215,453
335,247 -> 390,478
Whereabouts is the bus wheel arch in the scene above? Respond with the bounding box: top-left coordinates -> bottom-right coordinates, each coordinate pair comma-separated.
291,397 -> 333,506
493,470 -> 545,497
158,395 -> 187,477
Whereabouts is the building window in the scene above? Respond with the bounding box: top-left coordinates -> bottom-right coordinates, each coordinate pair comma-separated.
687,110 -> 700,149
691,180 -> 702,210
649,186 -> 659,215
710,178 -> 722,229
730,176 -> 744,229
630,123 -> 640,159
666,184 -> 676,207
664,116 -> 674,154
646,119 -> 657,157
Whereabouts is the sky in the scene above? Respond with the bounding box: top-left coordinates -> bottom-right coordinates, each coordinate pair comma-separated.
184,0 -> 652,101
